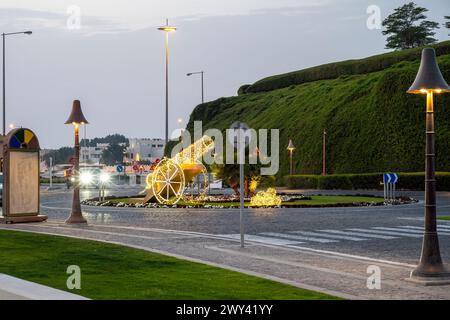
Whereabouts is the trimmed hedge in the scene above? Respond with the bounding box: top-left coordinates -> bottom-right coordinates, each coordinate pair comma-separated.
246,41 -> 450,93
284,172 -> 450,191
238,84 -> 251,95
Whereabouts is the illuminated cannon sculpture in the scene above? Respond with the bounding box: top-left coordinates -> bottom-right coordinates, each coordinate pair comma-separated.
143,136 -> 214,204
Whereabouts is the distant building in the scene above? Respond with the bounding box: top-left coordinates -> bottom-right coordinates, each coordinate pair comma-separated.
124,138 -> 165,163
81,143 -> 109,164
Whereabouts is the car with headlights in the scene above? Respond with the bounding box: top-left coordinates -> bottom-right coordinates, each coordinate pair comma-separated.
68,167 -> 111,189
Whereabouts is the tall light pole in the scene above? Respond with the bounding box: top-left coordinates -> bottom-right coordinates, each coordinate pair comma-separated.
287,139 -> 295,175
322,129 -> 327,176
65,100 -> 89,225
187,71 -> 204,104
407,48 -> 450,284
2,31 -> 32,136
157,19 -> 176,144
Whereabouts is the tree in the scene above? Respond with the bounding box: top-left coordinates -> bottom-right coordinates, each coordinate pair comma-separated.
382,2 -> 439,50
210,149 -> 274,197
445,16 -> 450,35
42,147 -> 74,165
100,143 -> 126,165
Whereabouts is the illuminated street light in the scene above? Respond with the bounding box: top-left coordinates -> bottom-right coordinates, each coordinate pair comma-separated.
2,30 -> 32,135
407,48 -> 450,284
187,71 -> 204,104
65,100 -> 89,224
287,140 -> 295,175
157,19 -> 177,144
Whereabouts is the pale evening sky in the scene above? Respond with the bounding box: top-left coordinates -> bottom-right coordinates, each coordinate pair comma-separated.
0,0 -> 449,148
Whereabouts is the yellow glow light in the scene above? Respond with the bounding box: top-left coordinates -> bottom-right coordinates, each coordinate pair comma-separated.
158,26 -> 177,32
250,188 -> 282,207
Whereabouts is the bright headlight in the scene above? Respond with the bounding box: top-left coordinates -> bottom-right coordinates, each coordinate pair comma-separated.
99,172 -> 110,183
80,172 -> 93,185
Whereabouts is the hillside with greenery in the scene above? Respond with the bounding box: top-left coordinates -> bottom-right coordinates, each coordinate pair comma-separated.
185,41 -> 450,177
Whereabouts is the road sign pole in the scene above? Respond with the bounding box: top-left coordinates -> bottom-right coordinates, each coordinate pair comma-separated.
238,122 -> 245,248
49,157 -> 53,189
393,182 -> 396,201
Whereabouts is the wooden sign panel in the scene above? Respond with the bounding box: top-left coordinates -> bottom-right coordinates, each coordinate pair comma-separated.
1,128 -> 46,223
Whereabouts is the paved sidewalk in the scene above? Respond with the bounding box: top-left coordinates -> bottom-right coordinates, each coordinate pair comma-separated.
1,220 -> 449,300
0,274 -> 88,300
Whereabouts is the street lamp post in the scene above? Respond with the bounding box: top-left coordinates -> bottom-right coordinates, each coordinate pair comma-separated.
2,31 -> 32,136
407,48 -> 450,284
187,71 -> 204,104
287,139 -> 295,175
158,19 -> 177,144
65,100 -> 89,224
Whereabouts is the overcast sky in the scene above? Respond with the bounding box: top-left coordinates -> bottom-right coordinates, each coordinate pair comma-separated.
1,0 -> 449,149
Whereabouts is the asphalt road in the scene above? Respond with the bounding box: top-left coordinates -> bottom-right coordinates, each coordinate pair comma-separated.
40,185 -> 450,265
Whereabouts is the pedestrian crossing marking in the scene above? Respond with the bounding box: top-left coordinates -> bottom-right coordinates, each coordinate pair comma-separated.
217,234 -> 304,246
348,228 -> 423,238
289,230 -> 368,241
217,224 -> 450,247
261,232 -> 337,243
319,229 -> 397,240
374,226 -> 450,235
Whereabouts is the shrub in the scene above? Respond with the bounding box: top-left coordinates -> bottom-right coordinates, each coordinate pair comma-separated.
238,84 -> 251,95
284,172 -> 450,191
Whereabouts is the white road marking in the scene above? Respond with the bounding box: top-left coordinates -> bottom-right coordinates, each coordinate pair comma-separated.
378,226 -> 450,236
261,232 -> 337,243
217,234 -> 304,246
398,226 -> 450,235
318,229 -> 397,240
289,230 -> 368,241
348,228 -> 423,238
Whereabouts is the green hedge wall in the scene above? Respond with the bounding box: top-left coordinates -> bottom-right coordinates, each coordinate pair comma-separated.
284,172 -> 450,191
247,41 -> 450,93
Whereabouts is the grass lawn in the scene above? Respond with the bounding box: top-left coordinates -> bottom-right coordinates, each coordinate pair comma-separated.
0,230 -> 338,300
438,216 -> 450,221
109,195 -> 384,207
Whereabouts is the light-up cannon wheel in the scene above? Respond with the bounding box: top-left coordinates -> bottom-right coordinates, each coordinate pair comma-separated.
151,158 -> 186,205
181,162 -> 209,199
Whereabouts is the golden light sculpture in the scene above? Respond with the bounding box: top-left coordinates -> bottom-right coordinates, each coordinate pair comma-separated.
144,135 -> 214,205
250,188 -> 282,207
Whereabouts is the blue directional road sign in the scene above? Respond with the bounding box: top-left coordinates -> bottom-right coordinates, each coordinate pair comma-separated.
116,165 -> 124,173
383,173 -> 399,184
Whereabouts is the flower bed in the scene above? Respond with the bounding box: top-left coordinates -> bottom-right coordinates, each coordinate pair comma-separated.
81,194 -> 417,209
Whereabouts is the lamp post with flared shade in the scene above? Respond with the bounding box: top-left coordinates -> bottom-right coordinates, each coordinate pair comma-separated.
65,100 -> 89,224
407,48 -> 450,284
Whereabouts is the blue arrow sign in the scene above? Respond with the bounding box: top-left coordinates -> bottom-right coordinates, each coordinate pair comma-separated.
116,165 -> 124,173
383,173 -> 398,184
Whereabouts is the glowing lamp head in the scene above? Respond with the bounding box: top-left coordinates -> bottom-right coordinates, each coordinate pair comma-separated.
99,172 -> 110,183
287,139 -> 295,151
407,48 -> 450,95
79,171 -> 93,185
65,100 -> 89,125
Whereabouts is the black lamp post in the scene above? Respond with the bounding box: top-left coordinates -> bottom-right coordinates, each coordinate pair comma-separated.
65,100 -> 89,224
407,48 -> 450,284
